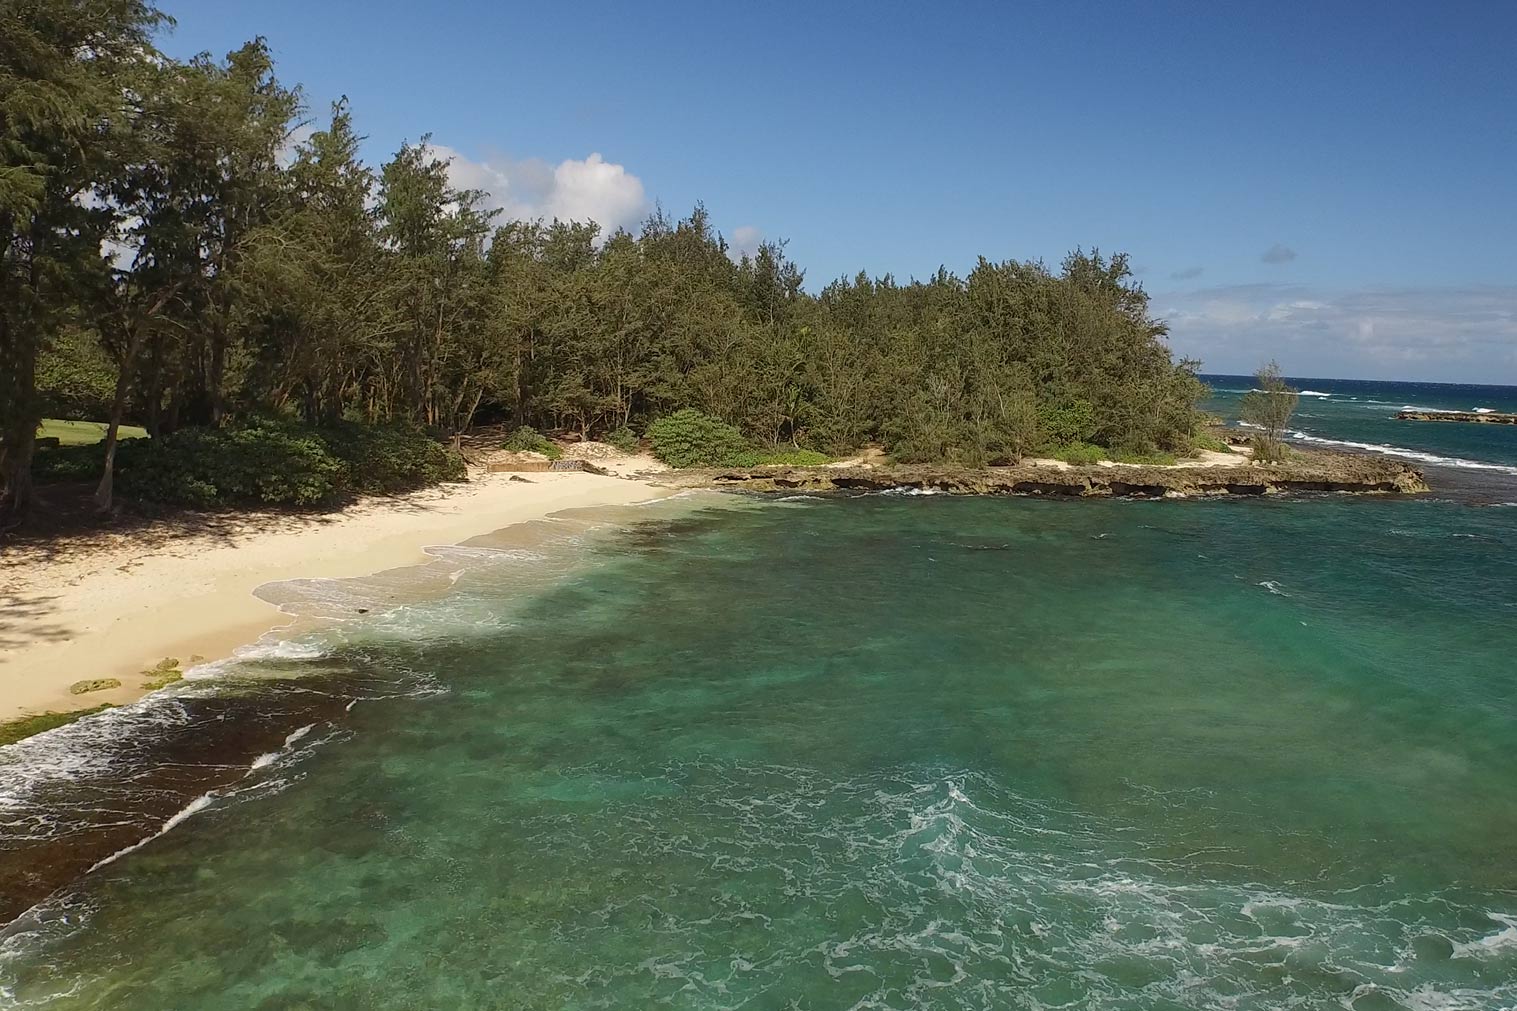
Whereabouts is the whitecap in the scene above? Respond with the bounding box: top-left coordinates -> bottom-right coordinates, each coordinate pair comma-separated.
86,793 -> 216,873
248,723 -> 317,771
1450,912 -> 1517,960
184,639 -> 327,679
1282,430 -> 1517,475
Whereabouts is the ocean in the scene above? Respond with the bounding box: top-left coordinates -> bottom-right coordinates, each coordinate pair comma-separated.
1203,373 -> 1517,504
2,378 -> 1516,1009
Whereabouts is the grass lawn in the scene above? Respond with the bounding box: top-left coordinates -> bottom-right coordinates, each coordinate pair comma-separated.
38,419 -> 148,445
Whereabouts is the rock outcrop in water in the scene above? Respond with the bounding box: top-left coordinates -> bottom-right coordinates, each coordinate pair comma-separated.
670,450 -> 1427,499
1397,409 -> 1517,424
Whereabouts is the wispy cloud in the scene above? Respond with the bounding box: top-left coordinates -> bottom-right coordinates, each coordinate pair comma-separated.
1157,284 -> 1517,382
428,145 -> 649,235
1169,266 -> 1204,281
1260,243 -> 1297,265
728,225 -> 764,261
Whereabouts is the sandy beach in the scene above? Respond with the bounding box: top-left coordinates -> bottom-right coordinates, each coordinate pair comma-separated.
1,467 -> 668,722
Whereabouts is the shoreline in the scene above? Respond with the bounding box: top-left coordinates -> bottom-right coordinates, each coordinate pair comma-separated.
1,470 -> 669,726
0,445 -> 1435,730
668,448 -> 1430,499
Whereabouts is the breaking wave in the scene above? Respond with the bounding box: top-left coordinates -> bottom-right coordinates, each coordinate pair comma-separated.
498,762 -> 1517,1010
1282,430 -> 1517,475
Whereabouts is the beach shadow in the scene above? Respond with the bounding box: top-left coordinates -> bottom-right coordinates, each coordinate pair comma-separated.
0,481 -> 354,568
0,589 -> 71,650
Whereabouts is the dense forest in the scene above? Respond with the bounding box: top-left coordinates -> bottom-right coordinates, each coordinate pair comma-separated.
2,1 -> 1210,519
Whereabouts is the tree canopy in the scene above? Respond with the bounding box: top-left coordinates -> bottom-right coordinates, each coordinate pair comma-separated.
3,2 -> 1211,517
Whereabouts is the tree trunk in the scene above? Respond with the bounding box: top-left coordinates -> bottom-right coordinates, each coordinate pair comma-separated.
0,338 -> 38,520
96,289 -> 178,511
0,212 -> 38,521
0,420 -> 36,521
208,319 -> 226,426
94,327 -> 147,512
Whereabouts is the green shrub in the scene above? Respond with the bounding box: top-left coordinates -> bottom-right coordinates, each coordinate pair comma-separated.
1038,400 -> 1098,446
1189,430 -> 1232,455
121,423 -> 344,506
320,421 -> 465,493
34,421 -> 465,508
503,426 -> 561,459
32,440 -> 114,482
646,409 -> 749,468
1107,447 -> 1177,466
605,426 -> 640,454
725,447 -> 831,467
1045,442 -> 1107,465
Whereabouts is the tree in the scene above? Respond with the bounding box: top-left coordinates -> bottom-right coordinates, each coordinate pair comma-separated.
13,8 -> 1219,513
1238,360 -> 1298,463
0,0 -> 165,519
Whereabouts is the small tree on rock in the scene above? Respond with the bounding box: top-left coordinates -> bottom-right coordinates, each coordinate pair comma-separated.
1239,361 -> 1298,463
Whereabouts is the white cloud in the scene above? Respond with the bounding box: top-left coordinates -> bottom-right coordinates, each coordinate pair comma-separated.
1157,284 -> 1517,382
729,225 -> 764,261
428,145 -> 648,235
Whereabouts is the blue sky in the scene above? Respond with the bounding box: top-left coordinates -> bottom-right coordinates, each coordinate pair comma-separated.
156,1 -> 1517,383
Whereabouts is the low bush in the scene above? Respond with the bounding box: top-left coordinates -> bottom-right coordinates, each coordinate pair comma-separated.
32,440 -> 115,482
724,447 -> 831,467
321,421 -> 465,493
1251,437 -> 1291,464
605,426 -> 640,454
1044,442 -> 1108,465
120,423 -> 344,506
1107,447 -> 1177,466
646,409 -> 748,468
33,420 -> 465,508
502,426 -> 561,459
1189,430 -> 1233,455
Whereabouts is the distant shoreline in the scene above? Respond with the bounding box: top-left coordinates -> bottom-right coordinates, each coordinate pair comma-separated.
1398,409 -> 1517,425
669,447 -> 1429,499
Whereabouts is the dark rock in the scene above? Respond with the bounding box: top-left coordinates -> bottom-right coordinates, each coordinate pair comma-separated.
1397,409 -> 1517,424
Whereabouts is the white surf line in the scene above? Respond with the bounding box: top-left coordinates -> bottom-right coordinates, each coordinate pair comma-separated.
86,721 -> 322,874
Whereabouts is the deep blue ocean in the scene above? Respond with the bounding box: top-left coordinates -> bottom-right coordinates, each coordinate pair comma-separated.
1203,373 -> 1517,502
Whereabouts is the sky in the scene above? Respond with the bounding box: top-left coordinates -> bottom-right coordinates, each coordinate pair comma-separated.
154,0 -> 1517,383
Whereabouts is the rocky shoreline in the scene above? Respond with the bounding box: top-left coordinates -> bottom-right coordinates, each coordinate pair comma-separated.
669,450 -> 1428,499
1397,409 -> 1517,424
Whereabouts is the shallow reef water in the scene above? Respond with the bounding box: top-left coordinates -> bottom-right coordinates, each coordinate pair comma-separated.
3,459 -> 1517,1007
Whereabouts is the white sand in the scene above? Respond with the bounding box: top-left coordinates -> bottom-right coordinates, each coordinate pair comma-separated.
1,471 -> 666,720
1026,447 -> 1252,470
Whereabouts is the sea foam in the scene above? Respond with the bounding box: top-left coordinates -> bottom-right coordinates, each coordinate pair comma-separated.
1281,429 -> 1517,475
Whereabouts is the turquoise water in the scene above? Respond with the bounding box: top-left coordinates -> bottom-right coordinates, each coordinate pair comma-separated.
4,486 -> 1517,1008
